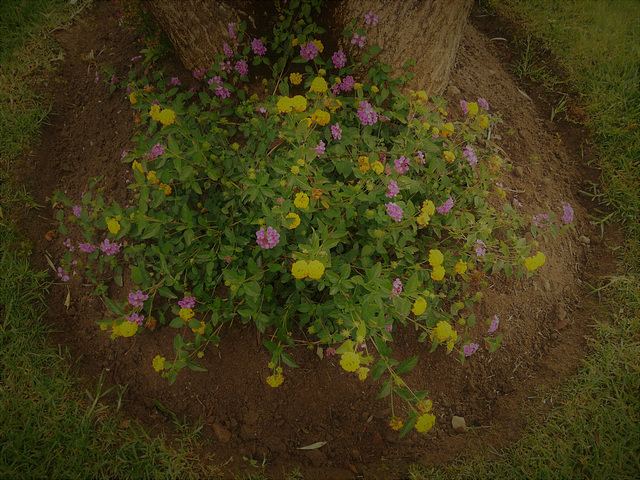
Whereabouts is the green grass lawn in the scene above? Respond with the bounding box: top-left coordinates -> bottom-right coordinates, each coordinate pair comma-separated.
1,0 -> 638,479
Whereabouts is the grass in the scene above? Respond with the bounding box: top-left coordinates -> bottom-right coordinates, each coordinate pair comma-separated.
1,0 -> 639,478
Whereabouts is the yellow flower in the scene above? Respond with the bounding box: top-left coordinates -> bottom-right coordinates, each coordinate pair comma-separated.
433,321 -> 455,342
297,158 -> 305,166
477,114 -> 489,129
358,156 -> 370,173
412,297 -> 427,316
313,39 -> 324,53
132,160 -> 144,173
354,82 -> 362,90
372,161 -> 384,174
289,72 -> 302,85
340,352 -> 360,372
290,165 -> 300,175
467,102 -> 479,116
357,367 -> 370,381
160,183 -> 172,195
150,104 -> 161,121
324,97 -> 342,112
417,399 -> 433,414
416,212 -> 431,227
415,91 -> 429,103
147,170 -> 159,184
489,155 -> 503,174
107,218 -> 121,235
292,38 -> 299,47
431,127 -> 440,136
440,122 -> 454,138
286,212 -> 301,229
266,373 -> 284,387
277,96 -> 293,114
422,200 -> 435,216
290,95 -> 307,112
158,109 -> 176,126
129,91 -> 138,104
179,308 -> 194,321
307,260 -> 325,279
113,321 -> 138,338
291,260 -> 309,279
371,85 -> 379,93
443,150 -> 456,164
309,77 -> 328,93
428,249 -> 444,267
311,109 -> 330,126
152,355 -> 165,372
454,260 -> 468,275
191,321 -> 205,335
431,265 -> 445,281
389,417 -> 404,431
525,251 -> 546,271
415,413 -> 436,433
438,107 -> 448,116
294,192 -> 309,209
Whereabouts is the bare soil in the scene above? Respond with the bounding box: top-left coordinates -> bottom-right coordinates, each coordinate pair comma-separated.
19,2 -> 620,479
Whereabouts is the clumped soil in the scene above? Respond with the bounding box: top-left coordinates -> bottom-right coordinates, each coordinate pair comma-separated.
20,2 -> 620,479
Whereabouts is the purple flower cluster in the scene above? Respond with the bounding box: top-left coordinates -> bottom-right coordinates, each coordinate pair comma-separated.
126,313 -> 144,325
193,67 -> 207,79
300,41 -> 319,60
178,295 -> 196,309
393,156 -> 410,174
561,201 -> 574,224
256,227 -> 280,249
340,75 -> 355,92
416,150 -> 425,165
331,50 -> 347,68
251,38 -> 267,56
386,180 -> 399,198
223,43 -> 233,57
460,100 -> 469,115
331,123 -> 342,140
311,140 -> 326,157
228,22 -> 236,40
390,278 -> 403,298
145,143 -> 165,160
532,213 -> 550,228
475,240 -> 486,257
463,343 -> 479,357
100,238 -> 121,256
219,60 -> 232,73
63,238 -> 74,251
386,202 -> 403,222
167,77 -> 181,87
57,266 -> 70,282
356,100 -> 378,125
488,315 -> 500,333
128,290 -> 149,307
478,97 -> 489,110
78,243 -> 96,253
215,86 -> 230,99
436,197 -> 454,214
365,11 -> 379,26
463,145 -> 477,166
351,33 -> 365,47
235,60 -> 249,77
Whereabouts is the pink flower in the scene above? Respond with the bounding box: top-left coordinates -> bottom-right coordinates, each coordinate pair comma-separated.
332,50 -> 347,68
178,295 -> 196,309
193,67 -> 207,79
341,75 -> 355,91
63,238 -> 74,251
393,156 -> 410,174
326,348 -> 336,357
100,238 -> 121,256
463,343 -> 479,357
256,227 -> 280,249
386,202 -> 403,222
351,33 -> 366,47
121,150 -> 128,160
532,213 -> 550,228
145,143 -> 165,160
475,240 -> 486,257
311,140 -> 325,157
78,243 -> 96,253
130,55 -> 142,62
386,180 -> 399,198
513,197 -> 523,207
57,266 -> 70,282
478,97 -> 489,110
251,38 -> 267,56
436,197 -> 454,214
215,86 -> 231,99
235,60 -> 249,77
460,100 -> 469,114
300,42 -> 319,60
416,150 -> 425,164
223,43 -> 233,57
208,75 -> 222,87
356,100 -> 378,125
224,255 -> 233,264
561,201 -> 574,224
73,205 -> 82,218
331,123 -> 342,140
488,315 -> 499,333
167,77 -> 181,86
219,60 -> 232,73
94,70 -> 100,83
390,278 -> 403,298
228,22 -> 236,39
126,313 -> 144,326
128,290 -> 149,307
463,145 -> 477,166
365,11 -> 379,26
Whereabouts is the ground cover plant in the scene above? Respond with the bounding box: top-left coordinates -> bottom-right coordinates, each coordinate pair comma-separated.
51,0 -> 573,438
2,0 -> 637,478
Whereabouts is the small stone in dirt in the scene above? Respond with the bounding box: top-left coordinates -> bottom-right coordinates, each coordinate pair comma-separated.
451,416 -> 467,432
305,449 -> 326,468
446,84 -> 461,95
212,422 -> 231,443
579,235 -> 591,245
514,166 -> 524,177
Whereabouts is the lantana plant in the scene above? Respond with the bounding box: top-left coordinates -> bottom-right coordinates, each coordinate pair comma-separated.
52,0 -> 574,436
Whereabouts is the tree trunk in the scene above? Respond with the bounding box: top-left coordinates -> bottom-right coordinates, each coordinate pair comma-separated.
144,0 -> 472,96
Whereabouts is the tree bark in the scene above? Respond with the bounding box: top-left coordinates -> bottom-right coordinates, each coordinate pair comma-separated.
144,0 -> 472,96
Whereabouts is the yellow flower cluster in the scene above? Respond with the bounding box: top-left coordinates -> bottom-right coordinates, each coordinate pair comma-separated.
431,265 -> 445,281
358,156 -> 370,173
112,321 -> 138,338
277,95 -> 308,114
432,321 -> 458,351
323,97 -> 342,112
289,72 -> 302,85
179,308 -> 194,321
417,200 -> 435,227
415,413 -> 436,433
443,150 -> 456,164
291,260 -> 325,279
489,155 -> 503,174
310,109 -> 330,126
389,416 -> 404,431
129,91 -> 138,104
440,122 -> 454,138
476,114 -> 489,129
412,297 -> 427,316
191,321 -> 205,335
147,170 -> 159,184
309,76 -> 328,93
290,165 -> 299,175
294,192 -> 309,209
372,161 -> 384,174
525,251 -> 546,271
340,352 -> 360,372
107,218 -> 121,235
158,108 -> 176,126
150,104 -> 161,122
152,355 -> 165,372
286,212 -> 301,229
266,373 -> 284,387
357,366 -> 370,381
416,399 -> 433,414
428,249 -> 444,267
413,90 -> 429,103
313,39 -> 324,53
466,102 -> 479,116
454,259 -> 468,275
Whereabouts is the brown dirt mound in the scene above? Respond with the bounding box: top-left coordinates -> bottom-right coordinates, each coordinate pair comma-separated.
19,2 -> 620,479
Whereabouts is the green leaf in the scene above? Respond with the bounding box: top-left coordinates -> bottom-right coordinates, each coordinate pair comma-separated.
396,355 -> 418,375
369,45 -> 382,55
104,297 -> 124,316
130,266 -> 144,284
377,379 -> 392,399
399,416 -> 416,438
169,317 -> 185,328
371,359 -> 386,381
282,352 -> 299,368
